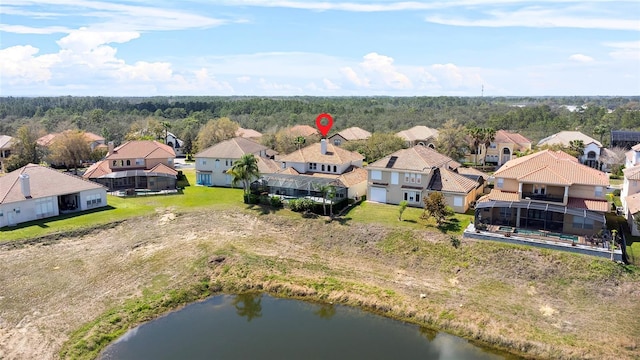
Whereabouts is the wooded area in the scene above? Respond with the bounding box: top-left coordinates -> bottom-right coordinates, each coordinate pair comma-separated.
1,96 -> 639,148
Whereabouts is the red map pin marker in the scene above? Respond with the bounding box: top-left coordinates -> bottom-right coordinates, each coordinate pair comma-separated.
315,113 -> 333,137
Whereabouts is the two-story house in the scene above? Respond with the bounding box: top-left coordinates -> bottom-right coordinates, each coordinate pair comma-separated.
621,160 -> 640,235
476,150 -> 610,236
328,127 -> 371,146
366,146 -> 481,213
0,135 -> 15,172
537,131 -> 603,169
471,130 -> 531,166
83,140 -> 177,191
395,126 -> 439,148
260,139 -> 367,200
38,131 -> 106,151
194,137 -> 276,187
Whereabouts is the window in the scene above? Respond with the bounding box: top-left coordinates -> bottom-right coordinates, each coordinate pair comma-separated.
36,197 -> 54,217
86,193 -> 102,207
136,158 -> 144,166
322,164 -> 326,171
371,170 -> 382,180
489,142 -> 497,149
454,196 -> 463,207
226,160 -> 230,166
404,191 -> 421,203
333,165 -> 337,173
595,186 -> 603,197
410,173 -> 416,183
126,159 -> 131,166
533,184 -> 546,195
215,159 -> 220,169
201,159 -> 207,166
404,173 -> 410,182
309,163 -> 317,170
333,139 -> 341,146
112,160 -> 117,167
416,174 -> 422,184
496,178 -> 504,189
391,172 -> 399,185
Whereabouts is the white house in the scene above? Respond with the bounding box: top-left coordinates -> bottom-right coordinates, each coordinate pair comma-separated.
0,164 -> 107,227
537,131 -> 603,169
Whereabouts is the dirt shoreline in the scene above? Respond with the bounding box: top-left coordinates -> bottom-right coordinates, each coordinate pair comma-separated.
1,208 -> 639,360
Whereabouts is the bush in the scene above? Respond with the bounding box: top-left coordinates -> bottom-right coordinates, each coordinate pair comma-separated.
288,198 -> 315,212
269,196 -> 283,208
244,194 -> 260,204
613,189 -> 621,197
450,235 -> 461,248
610,174 -> 621,180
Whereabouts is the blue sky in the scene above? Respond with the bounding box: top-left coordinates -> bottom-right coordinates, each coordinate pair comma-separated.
0,0 -> 638,96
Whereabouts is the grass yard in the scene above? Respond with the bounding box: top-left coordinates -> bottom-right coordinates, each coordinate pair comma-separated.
344,200 -> 473,234
0,169 -> 245,242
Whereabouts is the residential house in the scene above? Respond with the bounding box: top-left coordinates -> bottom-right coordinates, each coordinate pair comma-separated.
164,131 -> 184,157
470,130 -> 531,166
395,126 -> 439,148
476,150 -> 610,236
287,125 -> 319,138
537,131 -> 603,169
0,135 -> 15,172
83,140 -> 177,191
624,192 -> 640,236
328,127 -> 371,146
0,163 -> 107,227
260,139 -> 367,201
625,144 -> 640,168
194,137 -> 272,187
621,164 -> 640,234
236,127 -> 263,140
38,131 -> 106,151
366,146 -> 481,213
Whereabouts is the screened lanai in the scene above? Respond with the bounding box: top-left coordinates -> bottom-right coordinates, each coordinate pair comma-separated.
257,173 -> 348,202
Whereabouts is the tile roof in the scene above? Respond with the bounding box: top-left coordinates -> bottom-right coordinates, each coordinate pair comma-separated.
428,167 -> 478,193
195,137 -> 268,159
482,189 -> 520,202
37,133 -> 58,147
367,145 -> 459,172
493,130 -> 531,151
623,165 -> 640,180
0,135 -> 15,149
566,197 -> 610,212
331,127 -> 371,141
287,125 -> 319,137
84,132 -> 105,142
493,150 -> 609,186
106,140 -> 176,160
396,126 -> 439,142
236,127 -> 263,138
626,193 -> 640,215
82,160 -> 111,179
336,166 -> 368,187
455,166 -> 489,181
278,167 -> 300,175
537,131 -> 602,147
257,157 -> 281,174
37,131 -> 105,147
278,141 -> 363,165
147,163 -> 178,176
1,164 -> 105,204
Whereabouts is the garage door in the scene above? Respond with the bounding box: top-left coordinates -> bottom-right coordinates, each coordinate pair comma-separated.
370,187 -> 387,203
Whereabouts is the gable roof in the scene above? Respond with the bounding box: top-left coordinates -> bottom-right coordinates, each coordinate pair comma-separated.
494,149 -> 609,186
623,164 -> 640,180
428,167 -> 478,194
537,131 -> 602,147
494,130 -> 531,148
368,145 -> 459,172
455,166 -> 489,181
107,140 -> 176,160
257,157 -> 281,174
37,131 -> 105,147
287,125 -> 319,137
82,160 -> 111,179
236,127 -> 263,139
0,135 -> 15,150
330,127 -> 371,141
396,126 -> 439,142
626,193 -> 640,215
278,141 -> 363,165
147,163 -> 178,176
1,164 -> 105,204
195,137 -> 268,159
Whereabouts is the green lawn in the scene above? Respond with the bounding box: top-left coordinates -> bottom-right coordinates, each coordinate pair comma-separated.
1,169 -> 245,242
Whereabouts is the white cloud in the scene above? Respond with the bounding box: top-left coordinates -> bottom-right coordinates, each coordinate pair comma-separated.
0,24 -> 70,34
569,54 -> 594,63
236,76 -> 252,83
340,66 -> 369,87
0,45 -> 59,84
323,78 -> 340,90
57,28 -> 140,52
605,40 -> 640,61
340,52 -> 411,89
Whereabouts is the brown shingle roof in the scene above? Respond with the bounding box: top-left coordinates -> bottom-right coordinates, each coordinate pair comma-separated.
368,146 -> 459,171
337,166 -> 368,187
279,142 -> 363,165
257,157 -> 281,174
331,127 -> 371,141
455,166 -> 489,181
236,127 -> 263,139
147,163 -> 178,176
494,150 -> 608,186
278,167 -> 300,175
396,126 -> 439,142
537,131 -> 602,147
83,160 -> 111,179
195,137 -> 267,159
1,164 -> 105,204
37,131 -> 105,147
107,140 -> 175,160
626,193 -> 640,215
429,167 -> 478,193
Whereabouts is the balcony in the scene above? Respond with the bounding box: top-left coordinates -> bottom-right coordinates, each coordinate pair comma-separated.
521,192 -> 564,203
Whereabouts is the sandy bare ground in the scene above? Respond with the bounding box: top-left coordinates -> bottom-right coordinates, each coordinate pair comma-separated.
1,208 -> 639,360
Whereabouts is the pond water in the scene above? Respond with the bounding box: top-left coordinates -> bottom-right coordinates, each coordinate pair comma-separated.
101,294 -> 518,360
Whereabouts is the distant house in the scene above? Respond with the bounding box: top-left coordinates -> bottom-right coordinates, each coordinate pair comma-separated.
236,127 -> 263,140
164,131 -> 184,157
469,130 -> 532,166
83,140 -> 177,191
611,130 -> 640,149
395,126 -> 439,148
621,164 -> 640,233
0,135 -> 16,172
194,137 -> 274,187
260,139 -> 367,200
37,131 -> 106,151
366,146 -> 482,213
537,131 -> 603,169
476,150 -> 610,236
287,125 -> 319,138
0,164 -> 107,227
328,127 -> 371,146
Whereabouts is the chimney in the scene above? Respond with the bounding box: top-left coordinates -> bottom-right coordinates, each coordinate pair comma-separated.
107,141 -> 115,155
19,174 -> 31,199
320,138 -> 327,155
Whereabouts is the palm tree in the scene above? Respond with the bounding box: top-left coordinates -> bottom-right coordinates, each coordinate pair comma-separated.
315,183 -> 330,215
467,127 -> 483,165
481,127 -> 496,165
229,154 -> 260,198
